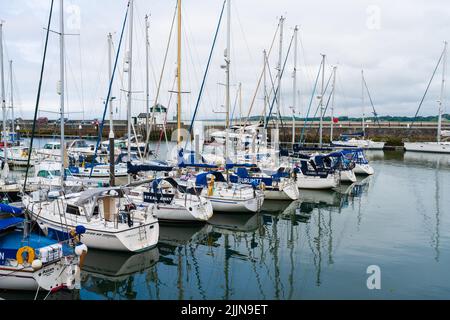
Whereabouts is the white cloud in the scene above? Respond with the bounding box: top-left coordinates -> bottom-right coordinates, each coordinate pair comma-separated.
1,0 -> 449,120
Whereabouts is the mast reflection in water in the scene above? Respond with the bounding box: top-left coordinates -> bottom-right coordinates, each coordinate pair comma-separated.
8,151 -> 444,300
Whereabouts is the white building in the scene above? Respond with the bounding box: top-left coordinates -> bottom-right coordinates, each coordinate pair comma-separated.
136,104 -> 167,127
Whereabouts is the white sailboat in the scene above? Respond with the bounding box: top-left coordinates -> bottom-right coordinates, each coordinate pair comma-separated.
177,170 -> 265,213
405,42 -> 450,154
128,178 -> 213,223
0,216 -> 85,291
23,187 -> 159,252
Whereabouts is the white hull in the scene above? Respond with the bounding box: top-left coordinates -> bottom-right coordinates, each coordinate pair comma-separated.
404,142 -> 450,154
338,170 -> 357,183
296,174 -> 338,189
23,196 -> 159,253
208,194 -> 264,213
34,215 -> 158,252
333,139 -> 385,150
353,163 -> 374,175
264,182 -> 300,200
149,200 -> 213,222
0,258 -> 79,291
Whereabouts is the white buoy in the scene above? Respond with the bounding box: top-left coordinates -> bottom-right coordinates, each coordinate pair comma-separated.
31,259 -> 43,270
75,244 -> 88,256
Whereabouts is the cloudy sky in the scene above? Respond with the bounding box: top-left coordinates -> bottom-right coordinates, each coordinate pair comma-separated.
1,0 -> 449,121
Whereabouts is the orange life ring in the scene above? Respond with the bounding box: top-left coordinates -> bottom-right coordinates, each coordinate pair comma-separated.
16,246 -> 35,265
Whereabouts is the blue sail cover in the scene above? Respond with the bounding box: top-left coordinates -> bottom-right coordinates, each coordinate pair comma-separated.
0,217 -> 24,232
0,204 -> 23,215
225,163 -> 258,170
230,168 -> 274,187
195,172 -> 227,186
177,148 -> 219,169
127,161 -> 173,174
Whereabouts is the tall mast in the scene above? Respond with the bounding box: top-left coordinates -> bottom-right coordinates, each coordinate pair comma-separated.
263,50 -> 267,125
361,69 -> 365,137
276,16 -> 285,133
291,26 -> 298,146
126,0 -> 134,183
59,0 -> 65,187
224,0 -> 231,162
438,41 -> 447,143
177,0 -> 182,146
9,60 -> 14,137
108,32 -> 115,186
319,54 -> 325,147
145,14 -> 150,139
0,22 -> 7,164
330,66 -> 337,142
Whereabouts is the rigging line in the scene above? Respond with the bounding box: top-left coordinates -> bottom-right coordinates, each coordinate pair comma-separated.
263,54 -> 279,127
313,82 -> 334,138
143,1 -> 178,154
77,34 -> 85,120
264,28 -> 296,129
299,61 -> 322,145
185,0 -> 226,146
89,1 -> 130,179
362,76 -> 381,127
233,1 -> 254,63
230,84 -> 240,126
410,48 -> 444,128
245,21 -> 281,122
311,69 -> 333,119
23,0 -> 54,190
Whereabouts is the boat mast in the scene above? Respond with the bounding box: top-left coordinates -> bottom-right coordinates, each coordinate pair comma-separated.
224,0 -> 231,163
330,65 -> 337,142
437,41 -> 447,143
361,69 -> 365,137
145,14 -> 150,140
126,0 -> 134,184
9,60 -> 14,138
276,16 -> 285,134
59,0 -> 65,188
291,26 -> 298,146
263,50 -> 267,125
0,23 -> 8,165
108,32 -> 115,186
177,0 -> 182,146
319,54 -> 325,147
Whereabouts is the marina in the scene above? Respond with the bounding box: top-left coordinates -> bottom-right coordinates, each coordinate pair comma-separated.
0,0 -> 449,303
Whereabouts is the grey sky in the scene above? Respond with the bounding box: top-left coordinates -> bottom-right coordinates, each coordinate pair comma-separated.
1,0 -> 449,121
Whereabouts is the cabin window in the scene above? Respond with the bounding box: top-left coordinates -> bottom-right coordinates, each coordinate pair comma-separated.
66,204 -> 80,215
93,206 -> 99,216
37,171 -> 49,178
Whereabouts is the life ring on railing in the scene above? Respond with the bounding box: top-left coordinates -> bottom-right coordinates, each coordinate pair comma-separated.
16,246 -> 35,265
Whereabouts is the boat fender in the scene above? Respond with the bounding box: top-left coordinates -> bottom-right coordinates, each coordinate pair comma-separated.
31,259 -> 43,270
75,244 -> 88,256
207,176 -> 215,197
259,182 -> 266,191
16,246 -> 35,265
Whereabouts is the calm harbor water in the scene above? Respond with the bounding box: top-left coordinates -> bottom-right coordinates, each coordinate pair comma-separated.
2,144 -> 450,300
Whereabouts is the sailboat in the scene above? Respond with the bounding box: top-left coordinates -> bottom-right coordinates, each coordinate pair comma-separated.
405,42 -> 450,154
0,216 -> 86,291
24,0 -> 159,253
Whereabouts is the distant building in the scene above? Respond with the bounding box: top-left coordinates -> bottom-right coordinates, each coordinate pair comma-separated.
136,104 -> 167,127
